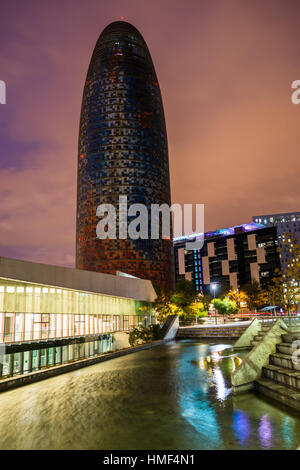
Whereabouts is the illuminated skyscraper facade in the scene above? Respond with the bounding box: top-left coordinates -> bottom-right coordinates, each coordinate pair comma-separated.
76,21 -> 174,291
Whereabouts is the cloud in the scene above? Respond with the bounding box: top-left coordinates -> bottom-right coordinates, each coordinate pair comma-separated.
0,0 -> 299,266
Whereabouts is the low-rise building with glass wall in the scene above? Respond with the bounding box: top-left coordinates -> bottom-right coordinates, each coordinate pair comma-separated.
0,257 -> 156,380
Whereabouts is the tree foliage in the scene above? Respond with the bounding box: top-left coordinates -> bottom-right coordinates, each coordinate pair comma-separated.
154,280 -> 203,322
242,280 -> 268,312
171,279 -> 198,313
268,232 -> 300,313
186,301 -> 208,319
212,298 -> 239,316
227,289 -> 249,308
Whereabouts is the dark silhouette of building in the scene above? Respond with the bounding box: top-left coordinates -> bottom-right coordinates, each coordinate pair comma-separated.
76,21 -> 174,291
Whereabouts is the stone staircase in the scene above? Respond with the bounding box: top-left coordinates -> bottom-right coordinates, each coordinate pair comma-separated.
176,324 -> 248,339
250,324 -> 273,347
255,331 -> 300,412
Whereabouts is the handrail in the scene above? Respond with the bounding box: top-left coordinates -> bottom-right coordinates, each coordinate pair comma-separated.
179,313 -> 300,327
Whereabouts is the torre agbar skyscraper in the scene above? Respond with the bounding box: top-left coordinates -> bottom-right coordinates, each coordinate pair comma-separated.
76,21 -> 174,291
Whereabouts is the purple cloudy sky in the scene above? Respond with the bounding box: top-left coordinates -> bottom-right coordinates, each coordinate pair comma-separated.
0,0 -> 299,267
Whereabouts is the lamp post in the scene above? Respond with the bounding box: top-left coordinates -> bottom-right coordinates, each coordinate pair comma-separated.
211,283 -> 218,324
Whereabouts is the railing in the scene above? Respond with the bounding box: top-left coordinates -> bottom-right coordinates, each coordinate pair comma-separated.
179,315 -> 253,327
260,315 -> 300,329
179,313 -> 300,327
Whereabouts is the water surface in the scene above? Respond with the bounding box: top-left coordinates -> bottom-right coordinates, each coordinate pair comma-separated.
0,340 -> 299,450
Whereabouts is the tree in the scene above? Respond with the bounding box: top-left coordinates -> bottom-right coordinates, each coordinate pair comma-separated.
154,291 -> 173,323
242,280 -> 267,313
270,233 -> 300,314
270,271 -> 299,314
198,293 -> 211,312
282,232 -> 300,284
154,280 -> 206,322
212,298 -> 239,316
171,279 -> 198,316
227,289 -> 249,309
186,301 -> 208,319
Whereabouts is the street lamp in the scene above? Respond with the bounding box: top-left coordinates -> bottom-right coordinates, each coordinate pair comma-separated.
211,283 -> 218,324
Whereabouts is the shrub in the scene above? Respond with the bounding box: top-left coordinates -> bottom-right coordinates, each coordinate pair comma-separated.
128,324 -> 165,347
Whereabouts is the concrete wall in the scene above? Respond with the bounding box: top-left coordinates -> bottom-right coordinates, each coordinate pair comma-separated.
164,316 -> 179,340
234,318 -> 261,350
232,319 -> 288,393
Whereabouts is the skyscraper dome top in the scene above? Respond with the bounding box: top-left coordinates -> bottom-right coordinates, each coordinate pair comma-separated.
98,20 -> 146,43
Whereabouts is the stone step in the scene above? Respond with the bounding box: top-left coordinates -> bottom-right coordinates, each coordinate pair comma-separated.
270,352 -> 300,371
277,342 -> 300,355
250,340 -> 260,347
261,325 -> 272,331
253,334 -> 264,341
263,364 -> 300,392
255,377 -> 300,412
260,327 -> 273,334
281,333 -> 300,344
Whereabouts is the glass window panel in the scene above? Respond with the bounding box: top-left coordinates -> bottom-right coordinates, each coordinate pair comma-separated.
23,351 -> 31,374
68,344 -> 74,361
32,350 -> 39,370
13,353 -> 22,375
4,313 -> 13,341
63,315 -> 68,337
24,314 -> 33,341
48,348 -> 54,366
1,354 -> 11,377
74,344 -> 79,360
62,346 -> 68,363
40,349 -> 47,368
55,347 -> 61,365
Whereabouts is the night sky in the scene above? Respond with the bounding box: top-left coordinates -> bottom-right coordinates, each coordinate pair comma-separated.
0,0 -> 299,268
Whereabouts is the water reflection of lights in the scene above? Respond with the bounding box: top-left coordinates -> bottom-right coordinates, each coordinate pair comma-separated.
211,351 -> 221,363
281,416 -> 294,449
213,367 -> 231,401
231,355 -> 243,372
259,414 -> 273,449
232,410 -> 251,445
179,391 -> 223,449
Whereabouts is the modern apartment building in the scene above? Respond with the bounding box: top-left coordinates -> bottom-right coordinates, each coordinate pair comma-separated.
173,223 -> 280,295
252,212 -> 300,269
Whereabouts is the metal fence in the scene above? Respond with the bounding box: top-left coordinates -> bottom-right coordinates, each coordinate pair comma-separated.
179,313 -> 300,328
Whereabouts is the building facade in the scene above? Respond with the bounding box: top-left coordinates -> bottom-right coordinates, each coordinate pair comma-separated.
252,212 -> 300,269
76,21 -> 174,291
173,223 -> 280,295
0,257 -> 155,380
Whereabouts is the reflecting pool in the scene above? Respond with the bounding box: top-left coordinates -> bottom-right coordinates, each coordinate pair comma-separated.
0,340 -> 299,450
